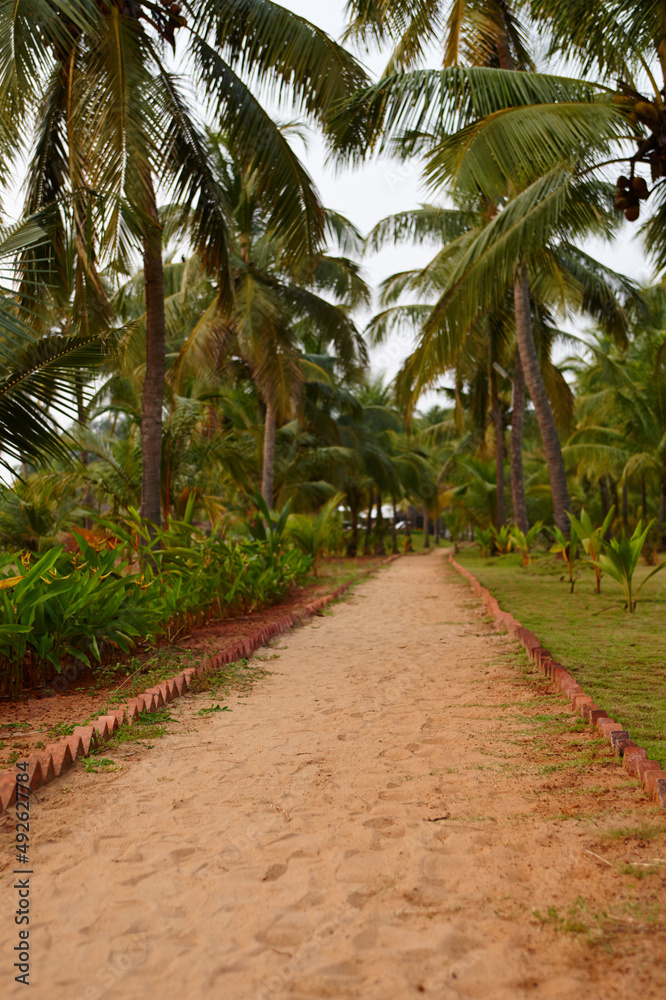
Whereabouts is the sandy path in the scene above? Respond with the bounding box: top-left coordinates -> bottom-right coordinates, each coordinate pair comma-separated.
1,549 -> 665,1000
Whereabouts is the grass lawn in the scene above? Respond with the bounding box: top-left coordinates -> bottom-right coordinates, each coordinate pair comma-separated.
454,546 -> 666,768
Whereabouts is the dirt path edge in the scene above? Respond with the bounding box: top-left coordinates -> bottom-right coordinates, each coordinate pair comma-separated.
0,555 -> 402,814
448,551 -> 666,810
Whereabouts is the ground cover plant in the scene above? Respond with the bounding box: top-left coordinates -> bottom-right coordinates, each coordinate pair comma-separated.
0,510 -> 313,699
454,548 -> 666,768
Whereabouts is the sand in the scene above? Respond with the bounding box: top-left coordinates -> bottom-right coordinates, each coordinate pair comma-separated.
1,549 -> 665,1000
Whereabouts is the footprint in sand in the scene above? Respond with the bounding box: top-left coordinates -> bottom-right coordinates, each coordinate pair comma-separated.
262,862 -> 288,881
362,817 -> 394,829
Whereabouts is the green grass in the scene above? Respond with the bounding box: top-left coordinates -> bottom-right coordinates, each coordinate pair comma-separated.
188,656 -> 270,699
81,756 -> 119,774
92,647 -> 208,702
80,708 -> 174,770
454,548 -> 666,768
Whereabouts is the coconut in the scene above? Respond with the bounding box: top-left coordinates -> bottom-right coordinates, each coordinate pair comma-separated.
625,204 -> 640,222
631,176 -> 649,199
617,175 -> 630,189
615,194 -> 631,210
635,100 -> 659,121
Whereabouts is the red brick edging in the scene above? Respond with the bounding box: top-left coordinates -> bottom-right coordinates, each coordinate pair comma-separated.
448,552 -> 666,811
0,555 -> 401,814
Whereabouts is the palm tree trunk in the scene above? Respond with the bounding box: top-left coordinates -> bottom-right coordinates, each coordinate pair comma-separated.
659,480 -> 666,545
492,398 -> 505,527
510,353 -> 528,533
261,400 -> 277,509
375,493 -> 386,554
347,490 -> 359,556
497,31 -> 556,535
364,494 -> 373,553
75,374 -> 93,530
423,506 -> 431,548
600,476 -> 610,520
140,185 -> 166,527
514,271 -> 571,536
391,497 -> 399,553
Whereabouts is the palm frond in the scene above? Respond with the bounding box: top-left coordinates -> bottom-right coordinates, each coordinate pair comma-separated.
329,65 -> 610,163
158,71 -> 235,307
197,0 -> 369,123
366,205 -> 478,254
188,37 -> 326,266
0,333 -> 105,470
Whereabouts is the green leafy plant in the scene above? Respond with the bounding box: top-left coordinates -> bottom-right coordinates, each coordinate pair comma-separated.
0,510 -> 312,697
82,757 -> 119,774
549,525 -> 579,593
197,703 -> 232,716
599,520 -> 666,612
509,521 -> 543,566
568,507 -> 614,594
474,526 -> 494,558
245,490 -> 292,558
285,493 -> 344,573
491,524 -> 512,555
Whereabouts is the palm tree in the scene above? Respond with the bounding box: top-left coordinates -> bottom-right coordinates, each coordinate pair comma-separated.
366,200 -> 632,532
334,0 -> 638,533
570,304 -> 666,543
171,143 -> 370,509
1,0 -> 368,526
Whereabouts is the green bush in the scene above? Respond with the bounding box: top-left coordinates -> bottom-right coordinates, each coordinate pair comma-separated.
0,507 -> 313,698
285,494 -> 344,572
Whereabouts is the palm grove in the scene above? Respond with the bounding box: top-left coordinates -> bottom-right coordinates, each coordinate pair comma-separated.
0,1 -> 665,693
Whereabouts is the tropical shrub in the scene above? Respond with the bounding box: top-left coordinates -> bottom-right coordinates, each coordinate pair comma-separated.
286,494 -> 344,573
444,509 -> 466,552
599,520 -> 666,613
491,524 -> 512,555
568,508 -> 614,594
0,514 -> 313,698
245,490 -> 293,559
509,522 -> 543,567
475,526 -> 494,558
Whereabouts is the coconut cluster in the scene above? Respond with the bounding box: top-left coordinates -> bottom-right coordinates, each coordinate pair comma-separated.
615,175 -> 649,223
117,2 -> 187,49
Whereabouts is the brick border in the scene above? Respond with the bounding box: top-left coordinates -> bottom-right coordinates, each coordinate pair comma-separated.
448,552 -> 666,811
0,554 -> 401,814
